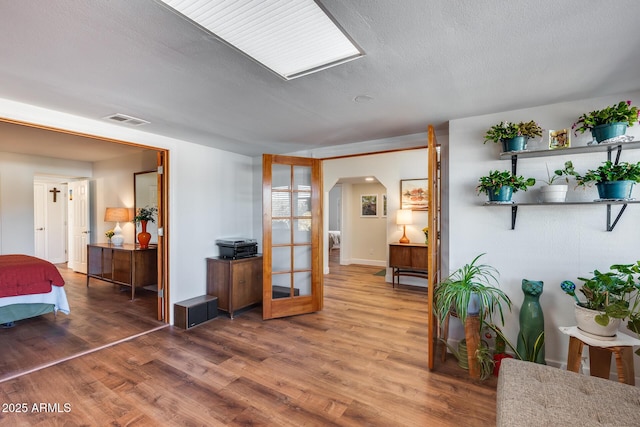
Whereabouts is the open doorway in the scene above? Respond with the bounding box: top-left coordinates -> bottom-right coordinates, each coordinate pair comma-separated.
2,117 -> 170,382
327,177 -> 387,272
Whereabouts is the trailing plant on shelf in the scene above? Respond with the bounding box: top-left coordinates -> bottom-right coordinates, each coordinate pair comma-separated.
572,100 -> 640,137
133,206 -> 158,223
483,120 -> 543,144
572,160 -> 640,187
476,170 -> 536,195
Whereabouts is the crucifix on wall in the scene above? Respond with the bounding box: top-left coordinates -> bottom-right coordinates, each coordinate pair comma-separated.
49,187 -> 61,203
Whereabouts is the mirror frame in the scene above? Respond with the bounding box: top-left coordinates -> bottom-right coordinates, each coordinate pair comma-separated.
134,170 -> 158,244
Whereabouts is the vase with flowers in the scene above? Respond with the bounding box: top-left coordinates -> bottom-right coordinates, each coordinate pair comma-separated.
572,100 -> 640,143
422,227 -> 428,244
133,206 -> 157,249
105,229 -> 115,244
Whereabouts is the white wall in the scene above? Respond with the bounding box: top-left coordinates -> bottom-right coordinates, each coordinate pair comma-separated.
323,149 -> 431,284
448,90 -> 640,373
328,185 -> 341,231
92,151 -> 157,245
0,98 -> 255,324
0,151 -> 92,255
348,182 -> 387,266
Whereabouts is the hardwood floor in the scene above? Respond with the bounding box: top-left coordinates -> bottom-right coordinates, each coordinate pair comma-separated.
0,257 -> 497,426
0,264 -> 162,382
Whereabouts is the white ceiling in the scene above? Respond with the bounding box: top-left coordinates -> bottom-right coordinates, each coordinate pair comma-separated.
1,0 -> 640,160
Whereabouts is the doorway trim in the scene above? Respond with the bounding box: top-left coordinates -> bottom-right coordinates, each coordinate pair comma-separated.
0,116 -> 171,323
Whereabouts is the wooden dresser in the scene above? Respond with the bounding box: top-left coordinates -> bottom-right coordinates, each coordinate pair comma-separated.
206,256 -> 263,318
388,243 -> 428,287
87,243 -> 157,299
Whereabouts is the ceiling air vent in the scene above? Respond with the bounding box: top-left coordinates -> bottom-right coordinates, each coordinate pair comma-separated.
103,113 -> 150,126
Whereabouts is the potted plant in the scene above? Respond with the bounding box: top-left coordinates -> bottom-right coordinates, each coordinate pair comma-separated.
133,206 -> 157,249
572,100 -> 639,143
477,170 -> 536,202
561,262 -> 640,340
573,160 -> 640,199
483,120 -> 543,152
539,161 -> 576,203
434,254 -> 512,379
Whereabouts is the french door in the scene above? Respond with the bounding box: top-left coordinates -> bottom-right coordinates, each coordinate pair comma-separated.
262,154 -> 323,319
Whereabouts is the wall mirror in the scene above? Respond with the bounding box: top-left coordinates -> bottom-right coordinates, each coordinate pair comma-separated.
134,170 -> 158,244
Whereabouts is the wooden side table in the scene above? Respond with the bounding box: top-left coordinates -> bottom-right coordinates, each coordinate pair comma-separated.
388,243 -> 428,288
560,326 -> 639,385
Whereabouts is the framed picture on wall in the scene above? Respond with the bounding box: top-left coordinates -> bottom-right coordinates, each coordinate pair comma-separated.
401,178 -> 428,211
360,194 -> 378,217
382,194 -> 387,217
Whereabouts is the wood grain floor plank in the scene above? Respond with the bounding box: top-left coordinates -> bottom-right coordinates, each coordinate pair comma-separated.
0,254 -> 497,426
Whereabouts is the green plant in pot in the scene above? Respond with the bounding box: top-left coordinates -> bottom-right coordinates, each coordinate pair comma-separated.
573,160 -> 640,200
561,261 -> 640,345
477,170 -> 536,202
539,161 -> 576,203
572,100 -> 639,143
434,254 -> 512,379
483,120 -> 543,152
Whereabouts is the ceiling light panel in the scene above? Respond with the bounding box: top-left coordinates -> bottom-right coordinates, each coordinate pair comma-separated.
159,0 -> 364,80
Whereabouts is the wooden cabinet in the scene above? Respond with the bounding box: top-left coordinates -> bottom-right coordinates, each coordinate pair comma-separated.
87,243 -> 157,299
206,256 -> 263,318
389,243 -> 428,287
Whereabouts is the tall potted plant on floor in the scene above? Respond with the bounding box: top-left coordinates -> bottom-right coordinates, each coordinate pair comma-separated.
434,254 -> 512,379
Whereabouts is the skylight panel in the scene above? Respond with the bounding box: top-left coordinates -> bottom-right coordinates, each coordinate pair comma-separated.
158,0 -> 364,80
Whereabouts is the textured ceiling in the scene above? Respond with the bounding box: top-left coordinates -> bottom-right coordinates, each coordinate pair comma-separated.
1,0 -> 640,159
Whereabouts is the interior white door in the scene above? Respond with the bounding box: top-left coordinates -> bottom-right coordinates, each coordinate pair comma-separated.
46,183 -> 68,264
68,180 -> 90,273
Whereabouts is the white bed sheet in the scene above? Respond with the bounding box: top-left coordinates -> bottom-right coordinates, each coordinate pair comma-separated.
0,286 -> 70,315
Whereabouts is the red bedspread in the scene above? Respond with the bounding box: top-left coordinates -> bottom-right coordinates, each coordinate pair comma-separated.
0,254 -> 65,298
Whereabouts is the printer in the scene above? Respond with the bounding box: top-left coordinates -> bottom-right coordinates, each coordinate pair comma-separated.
215,237 -> 258,259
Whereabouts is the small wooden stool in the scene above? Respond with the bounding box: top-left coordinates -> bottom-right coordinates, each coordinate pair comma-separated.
561,326 -> 638,386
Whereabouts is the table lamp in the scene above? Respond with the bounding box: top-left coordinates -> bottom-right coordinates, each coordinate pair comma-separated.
396,209 -> 412,244
104,207 -> 129,246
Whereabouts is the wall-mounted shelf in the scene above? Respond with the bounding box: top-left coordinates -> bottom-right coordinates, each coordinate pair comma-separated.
484,200 -> 640,231
499,139 -> 640,161
487,138 -> 640,231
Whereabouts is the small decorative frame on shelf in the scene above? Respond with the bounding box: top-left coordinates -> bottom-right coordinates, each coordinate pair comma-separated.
549,129 -> 570,149
360,194 -> 378,217
400,178 -> 428,211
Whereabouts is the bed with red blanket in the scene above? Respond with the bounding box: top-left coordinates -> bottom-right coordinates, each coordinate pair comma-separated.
0,254 -> 70,324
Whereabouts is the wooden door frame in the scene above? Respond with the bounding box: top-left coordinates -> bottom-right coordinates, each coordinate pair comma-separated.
0,117 -> 171,323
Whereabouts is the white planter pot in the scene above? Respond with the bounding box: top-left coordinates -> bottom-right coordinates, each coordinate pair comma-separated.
540,184 -> 568,202
574,303 -> 621,340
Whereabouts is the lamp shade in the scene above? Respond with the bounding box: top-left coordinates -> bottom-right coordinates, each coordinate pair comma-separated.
104,207 -> 130,222
396,209 -> 413,225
